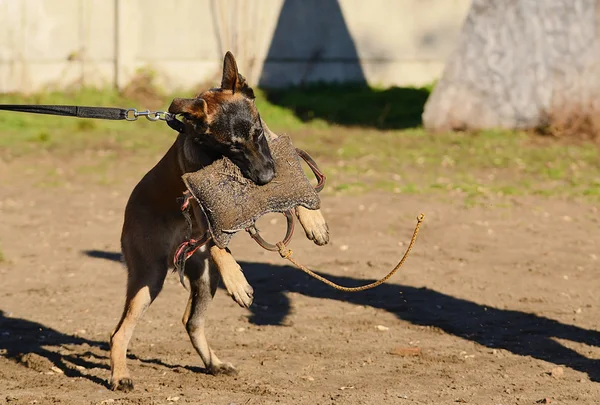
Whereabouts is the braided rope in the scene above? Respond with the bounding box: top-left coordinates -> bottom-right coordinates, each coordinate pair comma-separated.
275,214 -> 425,292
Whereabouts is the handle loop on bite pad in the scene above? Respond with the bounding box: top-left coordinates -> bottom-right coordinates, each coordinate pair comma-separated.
296,148 -> 326,192
246,210 -> 295,251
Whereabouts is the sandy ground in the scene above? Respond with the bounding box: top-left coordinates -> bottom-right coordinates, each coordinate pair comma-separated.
0,153 -> 599,405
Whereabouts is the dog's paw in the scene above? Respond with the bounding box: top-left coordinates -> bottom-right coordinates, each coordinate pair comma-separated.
296,207 -> 329,246
209,362 -> 238,376
111,377 -> 134,392
211,246 -> 254,308
228,277 -> 254,308
221,265 -> 254,308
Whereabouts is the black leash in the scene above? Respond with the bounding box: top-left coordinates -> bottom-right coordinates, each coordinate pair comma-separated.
0,104 -> 185,132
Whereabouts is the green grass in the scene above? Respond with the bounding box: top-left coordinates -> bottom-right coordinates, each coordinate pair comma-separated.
0,88 -> 176,156
1,86 -> 599,203
290,127 -> 600,201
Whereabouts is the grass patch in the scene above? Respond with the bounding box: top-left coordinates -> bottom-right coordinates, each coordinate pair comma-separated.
0,88 -> 176,156
287,127 -> 600,202
1,86 -> 599,203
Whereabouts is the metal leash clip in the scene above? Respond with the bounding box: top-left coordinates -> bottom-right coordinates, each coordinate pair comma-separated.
125,108 -> 172,122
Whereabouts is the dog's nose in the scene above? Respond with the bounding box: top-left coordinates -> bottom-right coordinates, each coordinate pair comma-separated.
256,165 -> 275,185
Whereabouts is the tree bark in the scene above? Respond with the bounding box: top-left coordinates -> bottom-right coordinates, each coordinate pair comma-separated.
423,0 -> 600,135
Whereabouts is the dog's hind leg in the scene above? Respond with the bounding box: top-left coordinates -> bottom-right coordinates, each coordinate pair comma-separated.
182,251 -> 237,375
110,251 -> 169,391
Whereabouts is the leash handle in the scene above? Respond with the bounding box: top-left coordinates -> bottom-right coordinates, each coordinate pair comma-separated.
0,104 -> 128,120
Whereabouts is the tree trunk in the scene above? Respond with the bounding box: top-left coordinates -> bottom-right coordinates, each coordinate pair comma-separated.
422,0 -> 600,137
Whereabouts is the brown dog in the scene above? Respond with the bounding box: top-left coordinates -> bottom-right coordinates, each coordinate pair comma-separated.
109,52 -> 329,391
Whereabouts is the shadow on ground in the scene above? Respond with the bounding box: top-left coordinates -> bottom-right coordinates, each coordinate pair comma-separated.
0,310 -> 111,388
239,262 -> 600,384
261,84 -> 431,129
0,292 -> 208,389
4,250 -> 597,387
81,250 -> 600,383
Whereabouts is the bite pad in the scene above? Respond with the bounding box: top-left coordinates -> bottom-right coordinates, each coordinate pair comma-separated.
182,136 -> 320,248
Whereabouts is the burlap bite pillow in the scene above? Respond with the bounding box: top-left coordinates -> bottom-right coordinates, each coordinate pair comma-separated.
181,136 -> 320,249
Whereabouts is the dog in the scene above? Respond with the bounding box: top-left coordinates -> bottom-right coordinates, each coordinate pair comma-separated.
109,52 -> 329,391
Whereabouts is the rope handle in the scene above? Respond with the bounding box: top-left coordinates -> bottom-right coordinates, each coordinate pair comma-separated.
275,214 -> 425,292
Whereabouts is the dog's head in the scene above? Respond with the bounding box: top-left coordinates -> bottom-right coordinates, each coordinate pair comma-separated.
169,52 -> 275,185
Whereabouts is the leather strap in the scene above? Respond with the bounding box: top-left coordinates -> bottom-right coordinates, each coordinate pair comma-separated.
0,104 -> 128,120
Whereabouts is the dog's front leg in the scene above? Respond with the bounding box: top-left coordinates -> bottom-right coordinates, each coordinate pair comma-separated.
296,206 -> 329,246
209,245 -> 254,308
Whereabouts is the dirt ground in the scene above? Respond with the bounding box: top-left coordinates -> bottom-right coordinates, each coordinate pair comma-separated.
0,153 -> 599,405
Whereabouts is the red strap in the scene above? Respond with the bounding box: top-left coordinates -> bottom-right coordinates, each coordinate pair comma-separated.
173,238 -> 205,267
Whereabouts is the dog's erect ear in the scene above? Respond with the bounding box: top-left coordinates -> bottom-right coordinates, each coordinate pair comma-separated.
220,52 -> 255,98
221,51 -> 254,99
168,98 -> 208,121
221,51 -> 239,92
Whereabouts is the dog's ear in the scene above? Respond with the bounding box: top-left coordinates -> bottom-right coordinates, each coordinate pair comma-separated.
221,51 -> 239,92
168,98 -> 209,133
221,52 -> 255,98
168,98 -> 208,121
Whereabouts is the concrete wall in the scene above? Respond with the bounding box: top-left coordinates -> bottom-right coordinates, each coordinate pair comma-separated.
0,0 -> 471,93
